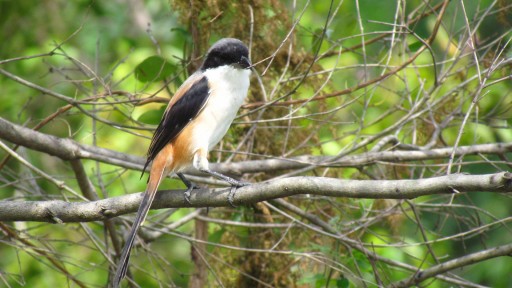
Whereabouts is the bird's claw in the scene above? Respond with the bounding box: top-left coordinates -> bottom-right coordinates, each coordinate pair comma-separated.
227,182 -> 250,207
183,183 -> 199,204
184,190 -> 192,204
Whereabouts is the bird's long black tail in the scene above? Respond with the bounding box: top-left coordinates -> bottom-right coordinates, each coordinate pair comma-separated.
112,162 -> 167,287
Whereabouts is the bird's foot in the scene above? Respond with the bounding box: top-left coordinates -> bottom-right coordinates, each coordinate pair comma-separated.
227,182 -> 250,207
183,182 -> 200,204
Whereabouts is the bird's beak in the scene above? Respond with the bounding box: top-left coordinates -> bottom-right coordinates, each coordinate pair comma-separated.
239,56 -> 252,69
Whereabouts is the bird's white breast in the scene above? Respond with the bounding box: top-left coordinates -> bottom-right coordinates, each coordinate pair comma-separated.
191,65 -> 251,151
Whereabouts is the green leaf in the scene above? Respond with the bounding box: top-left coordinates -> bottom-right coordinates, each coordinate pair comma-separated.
311,28 -> 324,53
298,273 -> 325,286
170,27 -> 191,40
134,56 -> 176,83
137,106 -> 165,125
336,277 -> 350,288
408,41 -> 423,52
208,228 -> 225,244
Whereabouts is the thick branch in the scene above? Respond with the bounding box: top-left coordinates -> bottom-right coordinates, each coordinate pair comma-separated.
0,116 -> 142,170
0,172 -> 510,223
1,117 -> 511,176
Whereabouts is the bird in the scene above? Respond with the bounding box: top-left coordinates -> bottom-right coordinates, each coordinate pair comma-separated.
112,38 -> 252,287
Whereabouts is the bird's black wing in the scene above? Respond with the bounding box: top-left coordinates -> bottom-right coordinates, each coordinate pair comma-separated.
143,75 -> 210,173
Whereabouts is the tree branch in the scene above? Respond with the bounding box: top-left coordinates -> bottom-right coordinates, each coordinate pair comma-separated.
0,116 -> 142,170
393,243 -> 512,287
1,116 -> 511,177
1,172 -> 510,223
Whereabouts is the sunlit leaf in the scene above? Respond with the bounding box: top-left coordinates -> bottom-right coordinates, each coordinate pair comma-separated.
134,56 -> 176,82
137,106 -> 165,125
408,41 -> 423,52
336,277 -> 350,288
312,28 -> 324,53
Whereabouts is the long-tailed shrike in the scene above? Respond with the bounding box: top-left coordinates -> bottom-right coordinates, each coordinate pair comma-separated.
113,38 -> 251,286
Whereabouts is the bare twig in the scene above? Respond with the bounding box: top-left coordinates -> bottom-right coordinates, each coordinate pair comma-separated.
393,243 -> 512,287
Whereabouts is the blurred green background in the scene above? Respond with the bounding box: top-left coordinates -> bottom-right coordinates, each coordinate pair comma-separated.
0,0 -> 511,287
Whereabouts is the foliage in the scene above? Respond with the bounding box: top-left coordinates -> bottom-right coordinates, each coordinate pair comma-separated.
0,0 -> 511,287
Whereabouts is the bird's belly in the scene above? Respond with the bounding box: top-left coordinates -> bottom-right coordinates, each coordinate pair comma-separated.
195,91 -> 245,150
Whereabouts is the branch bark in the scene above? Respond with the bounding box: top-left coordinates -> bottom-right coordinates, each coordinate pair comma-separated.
1,172 -> 510,223
0,116 -> 141,170
1,116 -> 511,176
393,243 -> 512,287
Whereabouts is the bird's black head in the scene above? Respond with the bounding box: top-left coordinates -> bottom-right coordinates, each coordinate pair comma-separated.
201,38 -> 251,71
